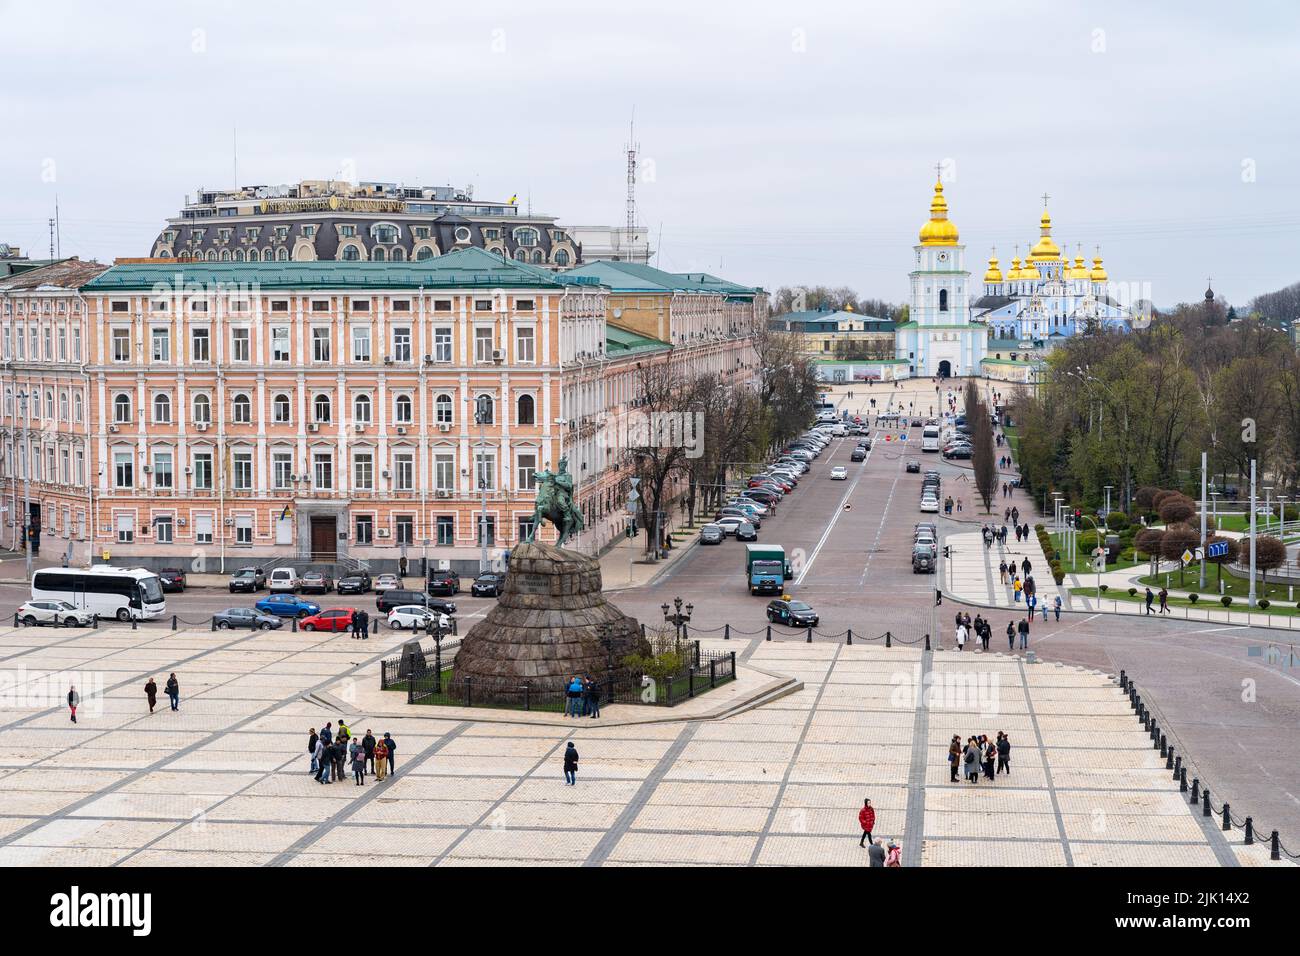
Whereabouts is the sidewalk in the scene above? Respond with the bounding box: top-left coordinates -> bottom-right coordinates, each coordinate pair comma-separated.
944,529 -> 1063,613
599,527 -> 699,591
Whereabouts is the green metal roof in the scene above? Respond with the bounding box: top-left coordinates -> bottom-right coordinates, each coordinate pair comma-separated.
605,325 -> 669,358
562,260 -> 758,297
82,247 -> 567,292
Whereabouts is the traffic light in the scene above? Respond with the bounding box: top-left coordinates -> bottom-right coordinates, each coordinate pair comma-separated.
943,545 -> 951,558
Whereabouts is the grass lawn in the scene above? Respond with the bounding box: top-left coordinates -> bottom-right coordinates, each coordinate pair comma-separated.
384,666 -> 733,710
1002,423 -> 1020,461
1047,532 -> 1141,575
1135,565 -> 1299,603
1072,586 -> 1300,617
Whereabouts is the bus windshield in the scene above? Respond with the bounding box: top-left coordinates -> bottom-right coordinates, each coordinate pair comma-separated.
138,576 -> 164,605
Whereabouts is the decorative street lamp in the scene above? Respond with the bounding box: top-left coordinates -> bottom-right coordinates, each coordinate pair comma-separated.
661,596 -> 693,646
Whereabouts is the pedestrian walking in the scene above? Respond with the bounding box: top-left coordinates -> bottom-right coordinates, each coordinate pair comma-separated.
999,560 -> 1007,584
1011,507 -> 1020,526
383,732 -> 397,772
351,746 -> 367,786
885,840 -> 902,867
1053,595 -> 1062,621
956,497 -> 963,513
1013,576 -> 1022,603
563,741 -> 579,785
374,737 -> 389,781
67,684 -> 79,723
1017,617 -> 1029,649
1158,588 -> 1169,614
565,675 -> 584,718
857,798 -> 876,847
314,737 -> 330,783
1041,602 -> 1048,622
948,735 -> 962,782
996,733 -> 1011,775
980,620 -> 991,651
165,673 -> 179,711
308,727 -> 319,774
955,622 -> 967,651
362,729 -> 376,774
1021,557 -> 1031,577
1144,587 -> 1154,615
144,677 -> 158,713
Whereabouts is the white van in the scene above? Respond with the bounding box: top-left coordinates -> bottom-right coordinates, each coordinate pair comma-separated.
268,567 -> 299,593
830,423 -> 847,437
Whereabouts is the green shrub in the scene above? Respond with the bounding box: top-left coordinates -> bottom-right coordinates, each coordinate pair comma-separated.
1034,523 -> 1045,532
1258,599 -> 1271,610
1105,511 -> 1130,531
1099,584 -> 1109,593
1188,593 -> 1199,604
1220,596 -> 1233,608
1128,587 -> 1137,597
622,650 -> 684,683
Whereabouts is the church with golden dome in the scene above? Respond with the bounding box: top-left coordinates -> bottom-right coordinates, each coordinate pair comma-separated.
971,195 -> 1132,344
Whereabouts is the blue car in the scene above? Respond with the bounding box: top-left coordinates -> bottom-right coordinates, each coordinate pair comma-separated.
255,594 -> 321,618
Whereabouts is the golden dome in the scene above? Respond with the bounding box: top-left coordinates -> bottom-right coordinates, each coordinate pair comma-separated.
1069,252 -> 1087,279
1028,206 -> 1063,262
844,302 -> 855,312
1019,252 -> 1040,280
984,252 -> 1003,283
1089,252 -> 1108,282
918,179 -> 959,246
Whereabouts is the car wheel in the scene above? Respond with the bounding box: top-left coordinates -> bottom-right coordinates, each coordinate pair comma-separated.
216,620 -> 230,630
64,617 -> 80,627
297,610 -> 310,619
116,608 -> 132,623
260,622 -> 274,630
303,623 -> 316,632
22,615 -> 37,626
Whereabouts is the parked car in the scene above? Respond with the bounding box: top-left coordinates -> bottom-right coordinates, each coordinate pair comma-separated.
727,498 -> 767,517
700,523 -> 725,545
377,588 -> 456,616
912,544 -> 937,573
850,448 -> 866,462
387,605 -> 452,631
427,570 -> 460,595
471,573 -> 508,597
228,567 -> 267,593
906,460 -> 921,473
920,496 -> 940,513
714,515 -> 757,538
268,567 -> 299,593
374,574 -> 401,592
212,607 -> 284,630
255,593 -> 320,618
337,573 -> 371,595
299,608 -> 357,632
734,521 -> 759,542
943,445 -> 973,460
766,599 -> 820,627
740,489 -> 779,507
158,568 -> 186,593
17,599 -> 94,627
830,466 -> 848,480
299,571 -> 334,594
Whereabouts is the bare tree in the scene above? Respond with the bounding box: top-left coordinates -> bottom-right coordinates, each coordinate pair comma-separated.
626,359 -> 703,555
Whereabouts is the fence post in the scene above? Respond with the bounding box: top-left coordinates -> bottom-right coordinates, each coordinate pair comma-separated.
730,650 -> 736,679
885,631 -> 892,648
924,633 -> 931,650
1190,778 -> 1199,805
806,627 -> 812,643
688,667 -> 695,698
465,677 -> 473,708
666,672 -> 674,706
846,628 -> 852,645
1222,804 -> 1231,831
710,658 -> 716,689
1271,831 -> 1281,861
766,625 -> 771,642
724,623 -> 730,641
694,640 -> 700,667
172,614 -> 178,631
407,675 -> 414,705
1244,817 -> 1254,845
524,682 -> 530,711
1179,766 -> 1188,792
1202,788 -> 1211,817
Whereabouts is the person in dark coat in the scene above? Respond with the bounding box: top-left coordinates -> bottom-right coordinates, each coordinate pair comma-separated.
964,738 -> 981,784
1017,617 -> 1029,649
857,798 -> 876,847
332,739 -> 346,782
67,684 -> 79,723
358,609 -> 370,640
996,733 -> 1011,775
948,735 -> 961,783
320,722 -> 332,745
1020,557 -> 1031,577
1006,621 -> 1015,651
586,679 -> 601,719
868,839 -> 886,867
144,677 -> 158,713
383,732 -> 397,772
351,746 -> 367,786
314,737 -> 330,783
351,611 -> 364,639
563,741 -> 579,785
308,727 -> 319,774
362,730 -> 376,774
165,673 -> 180,711
983,739 -> 996,780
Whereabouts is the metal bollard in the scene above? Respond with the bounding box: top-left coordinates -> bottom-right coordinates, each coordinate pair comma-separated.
12,612 -> 18,627
1271,831 -> 1281,861
846,629 -> 853,645
372,618 -> 379,635
210,617 -> 217,632
885,630 -> 892,648
1244,817 -> 1253,845
765,625 -> 771,642
92,613 -> 99,629
291,616 -> 298,632
1179,766 -> 1188,792
172,614 -> 178,631
724,624 -> 730,641
806,627 -> 812,643
924,633 -> 931,650
1165,743 -> 1173,769
1159,733 -> 1167,756
132,616 -> 137,630
1119,669 -> 1127,690
1171,753 -> 1179,777
1202,788 -> 1212,817
1222,804 -> 1231,831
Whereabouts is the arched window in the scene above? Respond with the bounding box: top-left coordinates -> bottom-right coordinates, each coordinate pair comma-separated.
153,393 -> 171,423
276,247 -> 289,261
206,250 -> 218,262
372,247 -> 386,262
113,393 -> 132,423
390,246 -> 406,262
435,394 -> 453,424
517,393 -> 535,425
192,393 -> 211,424
939,289 -> 948,312
415,246 -> 435,260
513,249 -> 527,261
219,248 -> 231,261
394,394 -> 413,423
232,393 -> 252,424
233,249 -> 245,262
353,393 -> 372,424
531,250 -> 544,264
73,393 -> 83,423
313,393 -> 332,423
341,245 -> 361,261
59,392 -> 69,422
474,395 -> 495,425
272,393 -> 291,423
554,249 -> 570,267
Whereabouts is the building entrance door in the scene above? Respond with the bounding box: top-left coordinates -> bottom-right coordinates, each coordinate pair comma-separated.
310,516 -> 337,561
937,360 -> 952,378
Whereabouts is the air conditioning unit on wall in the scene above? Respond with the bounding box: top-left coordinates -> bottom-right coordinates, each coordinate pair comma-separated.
377,527 -> 391,538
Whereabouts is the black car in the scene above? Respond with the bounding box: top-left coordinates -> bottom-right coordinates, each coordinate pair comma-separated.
944,446 -> 973,460
337,573 -> 371,595
850,448 -> 866,462
766,599 -> 819,627
740,489 -> 779,507
158,567 -> 186,593
377,588 -> 458,616
906,460 -> 921,473
228,567 -> 266,593
471,573 -> 507,597
212,607 -> 284,630
428,570 -> 460,595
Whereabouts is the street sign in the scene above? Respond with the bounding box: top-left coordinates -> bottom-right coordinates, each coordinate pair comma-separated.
1207,541 -> 1229,558
629,477 -> 640,488
900,434 -> 908,441
1181,549 -> 1194,565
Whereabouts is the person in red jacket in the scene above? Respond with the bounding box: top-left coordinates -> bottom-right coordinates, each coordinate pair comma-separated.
857,797 -> 876,848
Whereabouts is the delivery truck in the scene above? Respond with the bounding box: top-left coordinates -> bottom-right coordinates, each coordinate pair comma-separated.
746,544 -> 790,595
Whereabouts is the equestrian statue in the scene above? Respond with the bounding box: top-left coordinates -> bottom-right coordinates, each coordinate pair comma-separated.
527,457 -> 585,548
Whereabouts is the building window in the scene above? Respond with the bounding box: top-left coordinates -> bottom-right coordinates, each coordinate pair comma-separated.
554,249 -> 570,267
192,394 -> 211,424
272,393 -> 291,424
517,452 -> 538,490
433,326 -> 452,362
231,328 -> 251,362
232,394 -> 252,424
434,453 -> 454,492
116,514 -> 135,543
272,326 -> 291,361
113,393 -> 132,423
474,395 -> 495,425
474,327 -> 494,362
191,327 -> 211,362
939,289 -> 949,312
311,300 -> 330,312
312,328 -> 331,362
518,516 -> 536,541
112,328 -> 131,362
436,515 -> 454,546
475,515 -> 496,547
194,513 -> 214,544
153,393 -> 172,423
313,394 -> 332,423
151,328 -> 170,363
515,326 -> 535,363
395,514 -> 414,545
153,451 -> 173,489
351,325 -> 371,363
394,452 -> 414,491
233,452 -> 253,490
353,451 -> 373,490
353,394 -> 372,425
155,514 -> 173,544
517,394 -> 535,425
355,514 -> 373,545
114,451 -> 133,489
192,452 -> 213,490
474,450 -> 496,491
435,394 -> 453,424
235,515 -> 253,546
394,394 -> 413,423
313,452 -> 333,489
273,452 -> 293,489
392,327 -> 411,362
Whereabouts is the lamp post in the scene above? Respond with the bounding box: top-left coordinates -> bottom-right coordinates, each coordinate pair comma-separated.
597,621 -> 616,698
1264,486 -> 1273,535
474,395 -> 492,574
1279,496 -> 1289,540
1079,513 -> 1104,595
661,596 -> 693,647
17,389 -> 31,582
1248,459 -> 1257,609
1103,485 -> 1114,523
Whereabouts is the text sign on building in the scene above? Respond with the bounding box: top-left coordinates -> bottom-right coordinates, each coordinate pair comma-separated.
516,574 -> 551,595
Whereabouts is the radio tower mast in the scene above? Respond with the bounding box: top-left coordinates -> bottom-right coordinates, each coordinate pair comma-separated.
625,112 -> 639,262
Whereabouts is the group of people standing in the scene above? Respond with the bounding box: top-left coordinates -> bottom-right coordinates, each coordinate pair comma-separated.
350,610 -> 372,639
309,721 -> 398,786
953,611 -> 993,651
564,675 -> 602,719
950,733 -> 1011,783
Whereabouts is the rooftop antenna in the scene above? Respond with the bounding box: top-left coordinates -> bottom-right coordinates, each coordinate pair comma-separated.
55,195 -> 61,258
625,108 -> 639,261
233,127 -> 238,186
48,217 -> 55,260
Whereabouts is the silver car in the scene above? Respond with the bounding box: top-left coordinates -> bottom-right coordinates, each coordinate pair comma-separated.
700,523 -> 725,545
17,600 -> 93,627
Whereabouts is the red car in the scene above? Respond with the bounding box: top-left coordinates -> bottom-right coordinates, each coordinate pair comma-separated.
299,607 -> 356,632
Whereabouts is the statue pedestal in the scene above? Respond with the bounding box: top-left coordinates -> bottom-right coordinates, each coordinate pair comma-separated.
451,542 -> 643,694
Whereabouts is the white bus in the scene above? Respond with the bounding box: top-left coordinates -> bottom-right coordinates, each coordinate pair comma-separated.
31,566 -> 166,622
922,424 -> 942,452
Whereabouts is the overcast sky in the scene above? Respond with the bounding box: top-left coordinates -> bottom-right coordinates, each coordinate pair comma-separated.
2,0 -> 1297,309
